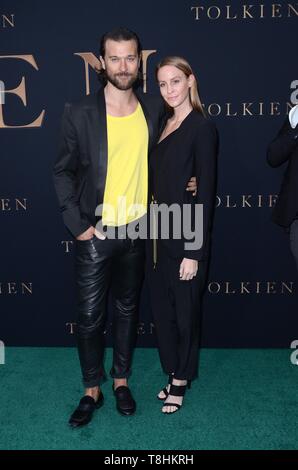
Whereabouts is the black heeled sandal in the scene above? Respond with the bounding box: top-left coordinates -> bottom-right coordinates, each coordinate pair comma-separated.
157,374 -> 174,401
162,380 -> 191,414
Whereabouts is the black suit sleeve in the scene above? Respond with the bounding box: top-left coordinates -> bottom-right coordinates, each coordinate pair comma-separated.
267,117 -> 298,168
184,119 -> 218,262
53,104 -> 91,238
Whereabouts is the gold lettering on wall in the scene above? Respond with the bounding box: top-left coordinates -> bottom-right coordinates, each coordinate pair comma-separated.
21,282 -> 33,294
15,198 -> 27,210
226,5 -> 237,19
0,282 -> 33,294
141,50 -> 157,93
207,6 -> 221,19
75,50 -> 157,95
191,4 -> 298,20
270,102 -> 281,115
215,195 -> 279,208
226,103 -> 237,117
205,102 -> 292,117
272,3 -> 282,18
0,198 -> 27,211
243,5 -> 254,19
2,14 -> 14,28
288,3 -> 298,16
208,281 -> 294,294
61,241 -> 73,253
74,52 -> 101,96
0,55 -> 45,128
66,322 -> 76,334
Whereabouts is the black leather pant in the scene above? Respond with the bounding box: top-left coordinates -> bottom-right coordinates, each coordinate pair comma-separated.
75,234 -> 144,388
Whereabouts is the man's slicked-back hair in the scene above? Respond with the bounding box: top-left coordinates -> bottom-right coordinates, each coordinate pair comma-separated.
100,27 -> 142,58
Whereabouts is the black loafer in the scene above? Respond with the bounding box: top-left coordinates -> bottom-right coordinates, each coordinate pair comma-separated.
68,391 -> 104,428
113,385 -> 136,416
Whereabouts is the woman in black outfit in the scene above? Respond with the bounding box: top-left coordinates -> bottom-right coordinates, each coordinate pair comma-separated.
147,56 -> 218,414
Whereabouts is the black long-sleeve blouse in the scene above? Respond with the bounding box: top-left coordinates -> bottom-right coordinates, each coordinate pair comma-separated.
149,110 -> 218,261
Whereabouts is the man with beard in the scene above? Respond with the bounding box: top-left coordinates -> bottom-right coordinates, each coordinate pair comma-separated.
54,27 -> 197,427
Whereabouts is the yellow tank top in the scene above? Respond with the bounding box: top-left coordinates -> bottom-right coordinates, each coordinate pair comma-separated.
102,103 -> 148,226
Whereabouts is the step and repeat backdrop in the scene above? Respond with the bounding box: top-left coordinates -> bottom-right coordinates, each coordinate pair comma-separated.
1,0 -> 298,347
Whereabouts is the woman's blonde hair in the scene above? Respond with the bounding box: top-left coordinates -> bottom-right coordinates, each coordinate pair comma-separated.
156,56 -> 205,116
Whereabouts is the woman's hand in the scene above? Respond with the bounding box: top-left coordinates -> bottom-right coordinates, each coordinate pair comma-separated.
179,258 -> 198,281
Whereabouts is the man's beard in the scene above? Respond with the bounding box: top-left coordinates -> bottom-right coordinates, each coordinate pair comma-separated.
106,71 -> 138,90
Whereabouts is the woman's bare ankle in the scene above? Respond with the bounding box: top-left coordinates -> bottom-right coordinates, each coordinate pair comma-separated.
172,378 -> 187,386
85,386 -> 100,400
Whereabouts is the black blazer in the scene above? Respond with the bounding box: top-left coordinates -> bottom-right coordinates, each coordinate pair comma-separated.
267,118 -> 298,228
53,87 -> 165,237
149,110 -> 218,261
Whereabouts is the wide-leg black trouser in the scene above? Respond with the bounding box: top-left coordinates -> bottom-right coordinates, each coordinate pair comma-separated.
147,246 -> 207,381
75,234 -> 144,388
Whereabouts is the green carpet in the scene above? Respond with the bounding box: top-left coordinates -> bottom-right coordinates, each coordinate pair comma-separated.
0,347 -> 297,450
